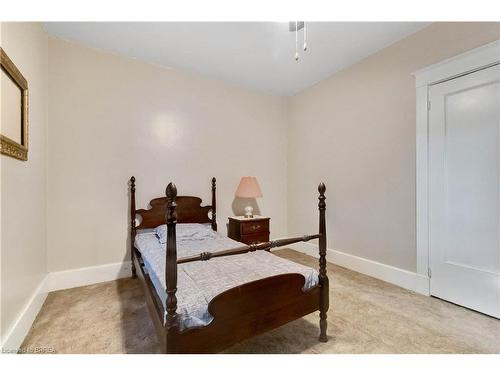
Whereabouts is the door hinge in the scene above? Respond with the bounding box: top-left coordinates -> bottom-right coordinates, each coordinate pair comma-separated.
427,100 -> 431,111
428,268 -> 432,278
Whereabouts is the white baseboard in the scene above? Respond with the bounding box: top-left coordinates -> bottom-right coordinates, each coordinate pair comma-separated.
1,276 -> 48,353
44,261 -> 132,292
288,242 -> 430,295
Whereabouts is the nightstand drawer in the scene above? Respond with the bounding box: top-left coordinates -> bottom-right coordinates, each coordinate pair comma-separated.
240,219 -> 269,235
227,216 -> 271,244
240,232 -> 269,245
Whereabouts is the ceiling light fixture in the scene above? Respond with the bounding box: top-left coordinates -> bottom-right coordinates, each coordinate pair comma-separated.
289,21 -> 307,61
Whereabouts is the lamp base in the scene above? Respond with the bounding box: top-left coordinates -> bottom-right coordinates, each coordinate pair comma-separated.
244,205 -> 254,218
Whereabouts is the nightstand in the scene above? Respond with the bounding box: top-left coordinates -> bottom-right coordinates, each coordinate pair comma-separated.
228,216 -> 270,245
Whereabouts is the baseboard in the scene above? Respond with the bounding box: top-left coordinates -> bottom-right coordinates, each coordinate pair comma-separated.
288,242 -> 430,295
44,261 -> 132,292
1,276 -> 48,353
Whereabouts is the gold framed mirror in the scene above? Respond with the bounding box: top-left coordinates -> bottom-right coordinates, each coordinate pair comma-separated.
1,47 -> 29,161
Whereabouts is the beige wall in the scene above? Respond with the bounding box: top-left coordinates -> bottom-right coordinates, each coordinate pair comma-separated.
0,23 -> 48,342
288,22 -> 500,272
47,37 -> 288,272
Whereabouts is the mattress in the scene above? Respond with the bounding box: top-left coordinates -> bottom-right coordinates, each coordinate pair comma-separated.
134,225 -> 319,329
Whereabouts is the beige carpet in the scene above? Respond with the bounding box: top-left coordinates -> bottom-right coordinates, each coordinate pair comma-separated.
21,249 -> 500,354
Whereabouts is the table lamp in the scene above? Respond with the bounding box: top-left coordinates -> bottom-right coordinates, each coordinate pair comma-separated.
235,176 -> 263,218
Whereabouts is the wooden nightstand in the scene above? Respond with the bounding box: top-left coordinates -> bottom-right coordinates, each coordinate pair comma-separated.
228,216 -> 270,245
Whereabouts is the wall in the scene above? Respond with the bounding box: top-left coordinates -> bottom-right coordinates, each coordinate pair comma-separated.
47,37 -> 288,272
288,22 -> 500,272
0,23 -> 48,344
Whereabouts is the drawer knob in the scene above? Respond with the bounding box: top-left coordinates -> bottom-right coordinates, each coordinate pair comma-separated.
252,225 -> 261,231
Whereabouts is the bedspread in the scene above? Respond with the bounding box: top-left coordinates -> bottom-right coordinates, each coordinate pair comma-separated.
134,225 -> 319,329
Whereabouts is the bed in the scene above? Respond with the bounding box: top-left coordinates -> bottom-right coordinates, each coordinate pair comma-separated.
130,177 -> 329,353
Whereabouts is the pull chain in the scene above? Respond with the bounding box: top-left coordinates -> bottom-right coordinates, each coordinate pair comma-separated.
291,21 -> 307,61
295,21 -> 299,61
303,22 -> 307,51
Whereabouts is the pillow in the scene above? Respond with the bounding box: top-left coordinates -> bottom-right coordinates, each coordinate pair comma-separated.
155,223 -> 216,244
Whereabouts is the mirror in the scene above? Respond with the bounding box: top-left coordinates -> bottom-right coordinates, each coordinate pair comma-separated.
1,47 -> 28,161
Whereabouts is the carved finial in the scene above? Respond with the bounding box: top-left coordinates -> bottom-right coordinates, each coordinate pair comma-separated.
212,177 -> 216,186
130,176 -> 136,192
166,183 -> 177,224
318,182 -> 326,195
318,182 -> 326,212
166,182 -> 177,199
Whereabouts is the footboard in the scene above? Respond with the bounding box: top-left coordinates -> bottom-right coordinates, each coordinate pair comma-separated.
169,274 -> 321,353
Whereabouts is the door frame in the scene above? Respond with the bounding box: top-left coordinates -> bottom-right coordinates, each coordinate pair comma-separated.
413,40 -> 500,295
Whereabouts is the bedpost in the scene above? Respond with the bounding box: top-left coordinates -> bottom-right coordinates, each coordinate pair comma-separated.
318,182 -> 329,342
130,176 -> 137,278
165,182 -> 179,351
211,177 -> 217,231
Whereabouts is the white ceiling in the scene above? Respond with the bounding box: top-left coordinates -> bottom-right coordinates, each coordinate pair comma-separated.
43,22 -> 430,96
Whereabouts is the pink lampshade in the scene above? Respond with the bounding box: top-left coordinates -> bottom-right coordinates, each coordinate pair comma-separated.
235,177 -> 263,198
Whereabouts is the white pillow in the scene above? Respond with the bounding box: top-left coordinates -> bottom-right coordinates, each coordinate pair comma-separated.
155,223 -> 216,244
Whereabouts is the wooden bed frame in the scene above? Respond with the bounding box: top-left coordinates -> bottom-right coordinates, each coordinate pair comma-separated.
130,177 -> 329,353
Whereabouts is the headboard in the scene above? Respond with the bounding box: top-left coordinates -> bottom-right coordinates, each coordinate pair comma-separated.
130,177 -> 217,232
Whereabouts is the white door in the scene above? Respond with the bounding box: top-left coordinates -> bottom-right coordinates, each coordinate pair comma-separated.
429,64 -> 500,318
